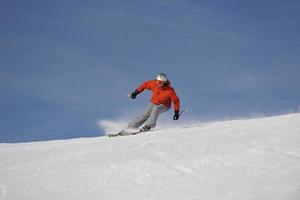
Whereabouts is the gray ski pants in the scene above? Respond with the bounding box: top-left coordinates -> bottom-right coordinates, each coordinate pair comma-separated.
128,103 -> 169,129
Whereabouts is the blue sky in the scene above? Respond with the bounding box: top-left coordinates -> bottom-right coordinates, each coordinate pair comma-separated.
1,0 -> 300,142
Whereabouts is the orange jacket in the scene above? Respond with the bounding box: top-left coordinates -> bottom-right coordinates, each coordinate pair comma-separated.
136,80 -> 180,112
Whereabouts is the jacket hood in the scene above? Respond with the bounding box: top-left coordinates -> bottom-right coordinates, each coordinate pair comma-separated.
165,80 -> 171,86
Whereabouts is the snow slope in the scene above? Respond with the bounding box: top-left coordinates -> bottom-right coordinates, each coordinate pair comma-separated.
1,113 -> 300,200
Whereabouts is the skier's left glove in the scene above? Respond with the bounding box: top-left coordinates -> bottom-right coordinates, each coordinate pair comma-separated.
131,90 -> 139,99
173,111 -> 180,120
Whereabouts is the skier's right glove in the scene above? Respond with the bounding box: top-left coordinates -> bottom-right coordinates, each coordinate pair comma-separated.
131,90 -> 139,99
173,111 -> 180,120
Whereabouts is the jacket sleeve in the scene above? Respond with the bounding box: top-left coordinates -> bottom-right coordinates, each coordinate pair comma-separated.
136,80 -> 153,93
171,89 -> 180,112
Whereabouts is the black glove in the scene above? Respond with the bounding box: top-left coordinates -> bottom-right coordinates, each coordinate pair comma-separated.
173,111 -> 180,120
131,90 -> 139,99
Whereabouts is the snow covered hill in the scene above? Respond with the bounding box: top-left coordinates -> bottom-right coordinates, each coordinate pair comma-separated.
1,113 -> 300,200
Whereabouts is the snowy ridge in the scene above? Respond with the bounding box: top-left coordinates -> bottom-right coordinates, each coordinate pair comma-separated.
1,113 -> 300,200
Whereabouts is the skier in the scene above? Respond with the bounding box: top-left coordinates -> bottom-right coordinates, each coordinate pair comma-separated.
127,73 -> 181,133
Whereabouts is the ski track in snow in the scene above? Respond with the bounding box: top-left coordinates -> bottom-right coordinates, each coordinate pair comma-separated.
0,113 -> 300,200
